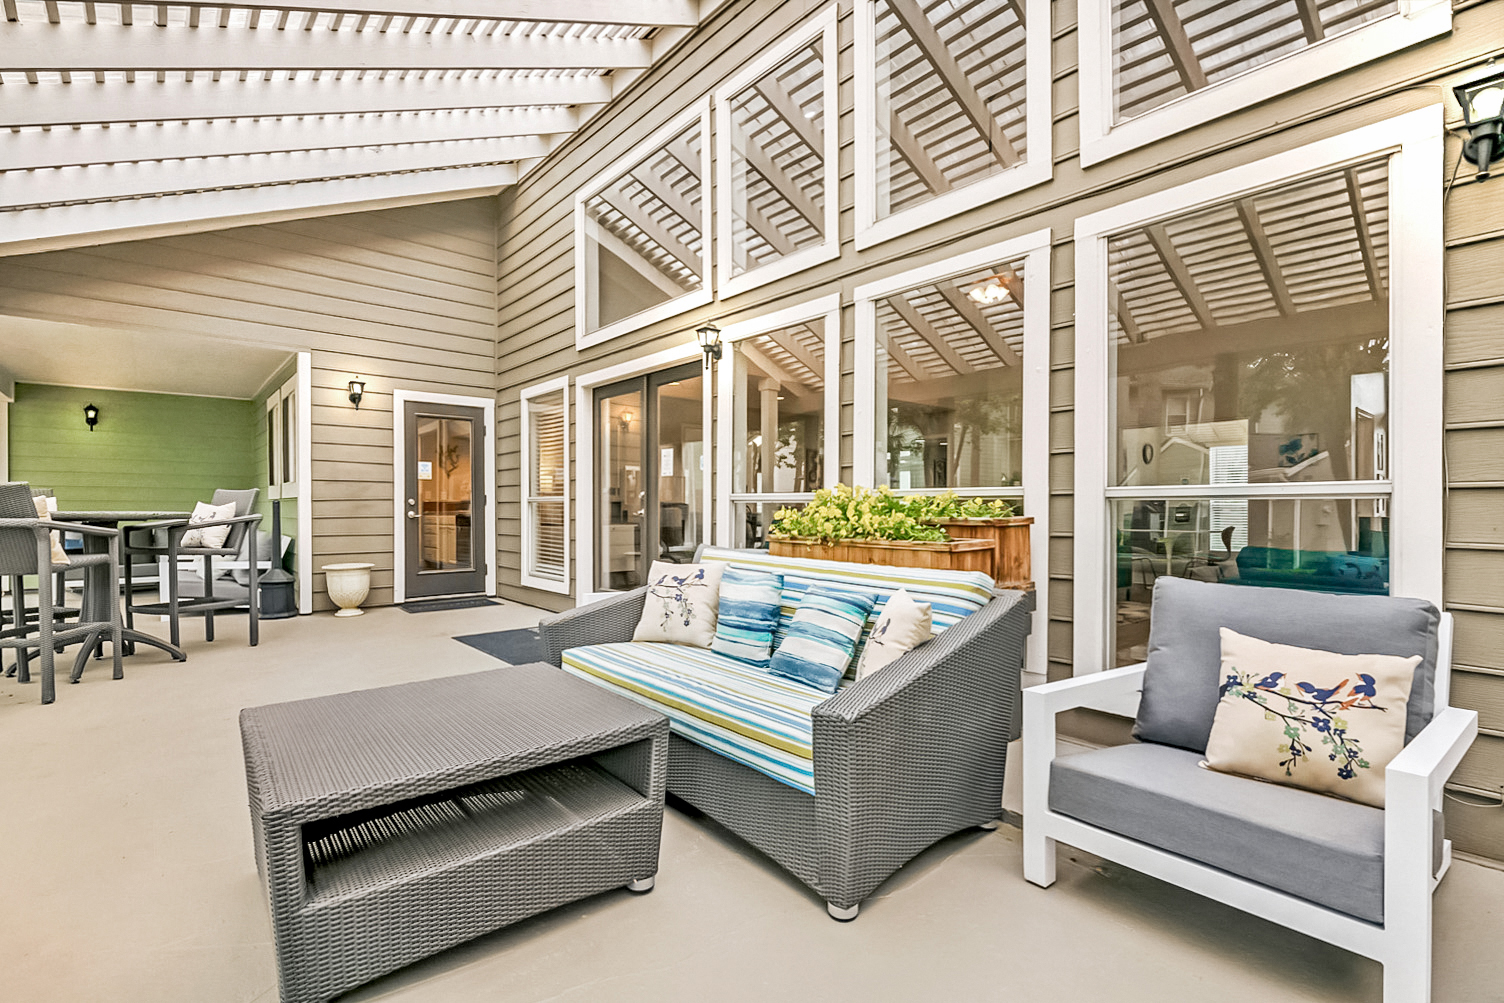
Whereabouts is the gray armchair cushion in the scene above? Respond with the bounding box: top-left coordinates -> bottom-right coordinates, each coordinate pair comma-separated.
1050,742 -> 1443,923
1135,577 -> 1439,753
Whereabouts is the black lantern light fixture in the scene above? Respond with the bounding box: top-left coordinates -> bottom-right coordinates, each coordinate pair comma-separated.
696,322 -> 722,364
83,402 -> 100,431
347,378 -> 365,409
1455,68 -> 1504,181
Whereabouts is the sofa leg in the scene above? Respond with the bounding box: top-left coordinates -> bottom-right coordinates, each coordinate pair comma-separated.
1023,827 -> 1057,888
626,876 -> 655,893
827,901 -> 859,922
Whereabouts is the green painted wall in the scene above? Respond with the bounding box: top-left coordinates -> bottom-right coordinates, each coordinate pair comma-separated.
8,383 -> 256,512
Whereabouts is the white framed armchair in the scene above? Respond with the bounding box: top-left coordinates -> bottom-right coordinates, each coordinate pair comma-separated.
1023,578 -> 1478,1003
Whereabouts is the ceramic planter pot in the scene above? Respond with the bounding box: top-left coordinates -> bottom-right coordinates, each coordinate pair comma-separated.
322,562 -> 375,616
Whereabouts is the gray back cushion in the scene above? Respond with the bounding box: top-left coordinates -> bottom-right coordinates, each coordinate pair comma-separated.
211,488 -> 259,518
1134,577 -> 1439,753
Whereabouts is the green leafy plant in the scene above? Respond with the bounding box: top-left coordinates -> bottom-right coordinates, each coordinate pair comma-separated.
769,485 -> 1017,544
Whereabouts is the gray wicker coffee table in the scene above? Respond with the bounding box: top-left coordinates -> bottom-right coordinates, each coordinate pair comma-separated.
239,662 -> 669,1003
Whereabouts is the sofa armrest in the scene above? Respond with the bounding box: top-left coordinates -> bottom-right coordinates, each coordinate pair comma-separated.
1023,663 -> 1147,715
537,587 -> 648,667
1387,706 -> 1478,804
811,590 -> 1032,823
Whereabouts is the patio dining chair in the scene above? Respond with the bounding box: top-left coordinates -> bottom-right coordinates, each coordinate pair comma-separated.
1022,578 -> 1478,1002
0,482 -> 123,704
122,488 -> 263,650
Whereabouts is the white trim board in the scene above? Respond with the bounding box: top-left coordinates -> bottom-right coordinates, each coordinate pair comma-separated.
852,0 -> 1053,251
714,5 -> 841,299
1075,1 -> 1451,167
713,293 -> 843,547
390,388 -> 499,605
574,100 -> 714,351
519,375 -> 571,595
573,340 -> 703,600
853,228 -> 1053,678
1071,106 -> 1445,675
295,352 -> 314,615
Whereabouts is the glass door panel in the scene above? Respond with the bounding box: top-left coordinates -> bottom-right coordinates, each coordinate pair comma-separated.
416,416 -> 475,572
598,386 -> 645,591
652,369 -> 704,565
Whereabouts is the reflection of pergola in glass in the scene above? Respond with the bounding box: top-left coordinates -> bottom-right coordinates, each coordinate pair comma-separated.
875,263 -> 1025,490
738,322 -> 826,496
875,0 -> 1030,217
583,120 -> 705,329
1112,0 -> 1400,122
726,41 -> 828,275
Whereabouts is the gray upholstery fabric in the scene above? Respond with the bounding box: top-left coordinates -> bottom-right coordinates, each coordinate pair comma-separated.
1051,743 -> 1392,922
1134,577 -> 1439,753
209,488 -> 259,555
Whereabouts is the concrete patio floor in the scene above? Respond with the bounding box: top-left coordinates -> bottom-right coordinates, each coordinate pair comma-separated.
1,602 -> 1497,1003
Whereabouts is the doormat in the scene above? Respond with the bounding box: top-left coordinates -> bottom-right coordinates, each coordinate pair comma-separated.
400,597 -> 500,613
454,627 -> 544,665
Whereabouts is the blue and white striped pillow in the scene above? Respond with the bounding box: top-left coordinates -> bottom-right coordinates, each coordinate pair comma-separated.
768,586 -> 877,693
711,566 -> 784,666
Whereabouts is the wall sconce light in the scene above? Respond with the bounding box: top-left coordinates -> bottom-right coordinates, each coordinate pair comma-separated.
83,402 -> 100,432
618,409 -> 633,432
1456,68 -> 1504,180
347,378 -> 365,409
696,322 -> 722,363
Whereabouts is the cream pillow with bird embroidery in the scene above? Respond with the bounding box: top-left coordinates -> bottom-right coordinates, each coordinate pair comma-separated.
632,561 -> 724,648
1203,628 -> 1418,808
855,588 -> 933,680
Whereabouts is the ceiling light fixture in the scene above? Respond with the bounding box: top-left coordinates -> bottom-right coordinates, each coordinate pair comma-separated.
967,275 -> 1013,305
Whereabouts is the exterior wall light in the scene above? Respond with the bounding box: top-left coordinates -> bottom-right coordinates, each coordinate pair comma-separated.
347,378 -> 365,409
83,402 -> 100,431
1456,68 -> 1504,180
696,322 -> 722,363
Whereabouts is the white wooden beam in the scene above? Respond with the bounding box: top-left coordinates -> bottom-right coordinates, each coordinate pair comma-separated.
889,110 -> 951,195
1142,0 -> 1209,91
146,0 -> 701,24
0,134 -> 549,206
886,0 -> 1018,169
1113,287 -> 1145,344
0,107 -> 577,171
935,285 -> 1021,366
1144,223 -> 1217,331
752,74 -> 822,156
743,140 -> 822,233
1235,198 -> 1296,316
878,327 -> 928,383
762,326 -> 824,382
890,296 -> 975,375
0,164 -> 517,256
583,217 -> 687,298
1345,168 -> 1386,303
605,183 -> 700,273
0,74 -> 613,128
0,22 -> 656,73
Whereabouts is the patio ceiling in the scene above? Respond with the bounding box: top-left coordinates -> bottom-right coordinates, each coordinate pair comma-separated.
0,0 -> 720,255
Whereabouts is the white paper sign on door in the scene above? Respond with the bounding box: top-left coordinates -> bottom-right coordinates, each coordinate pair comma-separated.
418,461 -> 433,480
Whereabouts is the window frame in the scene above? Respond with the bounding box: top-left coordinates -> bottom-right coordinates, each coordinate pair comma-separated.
264,372 -> 298,501
713,293 -> 843,546
1076,0 -> 1451,168
574,100 -> 714,351
715,5 -> 841,299
853,0 -> 1054,251
1072,106 -> 1445,682
519,376 -> 571,594
854,228 -> 1053,676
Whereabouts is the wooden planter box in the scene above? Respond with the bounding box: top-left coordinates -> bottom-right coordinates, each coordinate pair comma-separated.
768,536 -> 995,574
924,516 -> 1033,589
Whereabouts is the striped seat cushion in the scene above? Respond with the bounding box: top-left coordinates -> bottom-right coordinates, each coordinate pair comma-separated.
561,641 -> 829,794
698,546 -> 995,673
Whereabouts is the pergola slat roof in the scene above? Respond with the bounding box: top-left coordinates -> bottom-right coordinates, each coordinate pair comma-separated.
0,0 -> 719,252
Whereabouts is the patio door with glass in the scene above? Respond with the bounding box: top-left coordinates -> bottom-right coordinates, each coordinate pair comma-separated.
595,362 -> 704,592
403,400 -> 486,599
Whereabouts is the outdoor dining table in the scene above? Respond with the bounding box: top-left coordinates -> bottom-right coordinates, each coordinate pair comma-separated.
54,511 -> 191,665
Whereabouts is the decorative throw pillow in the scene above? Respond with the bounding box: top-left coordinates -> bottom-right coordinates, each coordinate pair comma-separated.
711,566 -> 784,666
179,500 -> 237,549
633,561 -> 724,648
855,589 -> 933,680
769,586 -> 877,693
32,495 -> 69,567
1204,628 -> 1418,808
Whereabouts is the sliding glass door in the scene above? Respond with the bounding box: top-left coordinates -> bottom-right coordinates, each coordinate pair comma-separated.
595,362 -> 704,591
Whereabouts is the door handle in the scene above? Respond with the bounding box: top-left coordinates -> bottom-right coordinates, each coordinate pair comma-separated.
407,510 -> 419,519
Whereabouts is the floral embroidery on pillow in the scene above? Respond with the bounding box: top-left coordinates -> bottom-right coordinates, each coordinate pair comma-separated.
1221,669 -> 1387,782
649,567 -> 711,630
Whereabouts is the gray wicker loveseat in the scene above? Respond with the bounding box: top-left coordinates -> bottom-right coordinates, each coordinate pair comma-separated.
538,545 -> 1032,919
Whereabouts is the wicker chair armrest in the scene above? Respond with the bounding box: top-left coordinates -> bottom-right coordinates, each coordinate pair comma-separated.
46,521 -> 121,538
537,588 -> 648,667
126,518 -> 192,532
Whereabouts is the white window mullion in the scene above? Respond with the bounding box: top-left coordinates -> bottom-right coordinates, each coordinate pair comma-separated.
520,376 -> 570,594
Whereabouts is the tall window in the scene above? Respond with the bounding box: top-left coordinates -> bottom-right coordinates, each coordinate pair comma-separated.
575,103 -> 712,349
716,6 -> 839,297
856,0 -> 1052,248
717,297 -> 841,549
1074,109 -> 1444,673
521,378 -> 569,593
264,373 -> 297,501
855,232 -> 1052,674
1077,0 -> 1450,165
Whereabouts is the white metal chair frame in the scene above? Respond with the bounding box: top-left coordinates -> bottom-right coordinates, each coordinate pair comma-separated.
1022,612 -> 1477,1003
